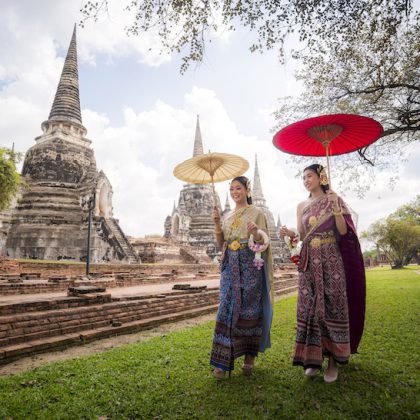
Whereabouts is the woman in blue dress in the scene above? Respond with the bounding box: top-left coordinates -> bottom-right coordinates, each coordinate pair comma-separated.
210,176 -> 274,379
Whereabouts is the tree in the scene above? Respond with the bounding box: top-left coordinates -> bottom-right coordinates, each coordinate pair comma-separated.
273,9 -> 419,195
80,1 -> 419,193
390,195 -> 420,264
391,195 -> 420,224
362,197 -> 420,268
80,1 -> 417,72
0,147 -> 22,211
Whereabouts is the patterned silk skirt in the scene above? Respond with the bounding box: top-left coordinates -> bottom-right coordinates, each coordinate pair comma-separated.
210,247 -> 263,371
294,238 -> 351,369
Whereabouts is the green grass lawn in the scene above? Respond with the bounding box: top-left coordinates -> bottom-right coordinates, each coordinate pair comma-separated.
1,266 -> 419,419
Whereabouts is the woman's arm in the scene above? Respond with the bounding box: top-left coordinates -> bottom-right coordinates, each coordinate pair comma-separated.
327,191 -> 347,235
212,207 -> 225,247
278,203 -> 303,239
296,203 -> 305,239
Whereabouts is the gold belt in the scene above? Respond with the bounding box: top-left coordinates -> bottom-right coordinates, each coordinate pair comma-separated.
227,240 -> 248,251
309,236 -> 336,248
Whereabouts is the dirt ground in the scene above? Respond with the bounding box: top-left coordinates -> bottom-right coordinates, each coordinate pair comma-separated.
0,313 -> 215,377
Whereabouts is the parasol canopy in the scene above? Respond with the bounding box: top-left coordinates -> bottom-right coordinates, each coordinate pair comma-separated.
173,152 -> 249,184
173,152 -> 249,205
272,113 -> 383,184
273,113 -> 383,156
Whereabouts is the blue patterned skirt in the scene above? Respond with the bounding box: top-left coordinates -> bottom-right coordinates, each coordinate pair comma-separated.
210,247 -> 264,371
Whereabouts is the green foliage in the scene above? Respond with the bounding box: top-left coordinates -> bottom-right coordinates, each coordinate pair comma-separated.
79,1 -> 419,195
362,248 -> 378,260
0,147 -> 22,211
273,9 -> 419,196
80,1 -> 416,73
363,197 -> 420,267
391,195 -> 420,223
0,267 -> 419,418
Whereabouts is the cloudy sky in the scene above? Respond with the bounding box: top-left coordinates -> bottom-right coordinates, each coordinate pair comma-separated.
1,0 -> 419,250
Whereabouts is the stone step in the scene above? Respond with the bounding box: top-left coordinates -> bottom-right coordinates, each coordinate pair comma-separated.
16,203 -> 82,212
274,285 -> 299,296
0,296 -> 220,347
9,215 -> 83,225
0,292 -> 220,344
0,296 -> 216,345
0,280 -> 296,345
274,278 -> 298,290
105,219 -> 139,262
0,280 -> 295,345
11,207 -> 83,217
0,294 -> 111,316
0,281 -> 74,296
23,187 -> 80,197
0,290 -> 219,325
17,191 -> 79,203
0,273 -> 297,296
0,278 -> 298,364
0,304 -> 220,365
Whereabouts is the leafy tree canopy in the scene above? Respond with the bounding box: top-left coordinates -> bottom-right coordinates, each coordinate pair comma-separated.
80,1 -> 417,71
362,196 -> 420,268
274,6 -> 419,195
0,147 -> 22,211
80,1 -> 419,194
390,195 -> 420,223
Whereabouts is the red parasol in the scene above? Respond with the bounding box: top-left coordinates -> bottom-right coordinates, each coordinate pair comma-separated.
272,114 -> 383,185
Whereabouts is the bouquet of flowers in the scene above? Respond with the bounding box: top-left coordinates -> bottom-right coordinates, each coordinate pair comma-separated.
284,229 -> 302,266
248,229 -> 269,270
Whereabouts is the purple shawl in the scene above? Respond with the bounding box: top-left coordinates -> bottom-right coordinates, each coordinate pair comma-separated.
338,214 -> 366,353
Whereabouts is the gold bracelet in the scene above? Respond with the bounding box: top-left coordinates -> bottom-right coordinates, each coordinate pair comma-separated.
215,229 -> 223,234
332,208 -> 343,216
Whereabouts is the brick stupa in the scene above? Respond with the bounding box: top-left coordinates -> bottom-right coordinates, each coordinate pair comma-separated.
4,26 -> 138,263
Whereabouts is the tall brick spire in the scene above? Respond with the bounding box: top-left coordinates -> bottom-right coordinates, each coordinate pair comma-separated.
224,193 -> 231,212
48,25 -> 82,125
193,115 -> 204,157
252,154 -> 266,206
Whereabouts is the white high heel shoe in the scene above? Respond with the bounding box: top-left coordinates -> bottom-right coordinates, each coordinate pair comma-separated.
324,358 -> 339,383
304,368 -> 320,377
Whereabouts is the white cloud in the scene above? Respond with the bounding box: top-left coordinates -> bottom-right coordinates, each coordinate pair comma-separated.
78,0 -> 172,67
84,86 -> 262,236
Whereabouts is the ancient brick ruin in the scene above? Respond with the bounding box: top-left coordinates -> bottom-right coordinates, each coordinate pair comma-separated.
251,155 -> 291,264
2,26 -> 137,263
163,116 -> 222,260
0,259 -> 298,364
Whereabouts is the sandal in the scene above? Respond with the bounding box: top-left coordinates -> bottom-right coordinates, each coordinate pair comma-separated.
242,363 -> 254,376
212,368 -> 226,380
304,368 -> 320,378
324,358 -> 339,383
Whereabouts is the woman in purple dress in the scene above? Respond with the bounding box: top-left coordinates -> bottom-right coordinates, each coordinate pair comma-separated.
280,164 -> 365,383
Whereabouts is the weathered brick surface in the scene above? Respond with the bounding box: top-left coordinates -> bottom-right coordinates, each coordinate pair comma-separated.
0,270 -> 298,365
0,262 -> 295,296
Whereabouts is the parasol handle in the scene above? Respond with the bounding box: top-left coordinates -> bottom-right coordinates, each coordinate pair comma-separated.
325,145 -> 332,189
211,175 -> 217,207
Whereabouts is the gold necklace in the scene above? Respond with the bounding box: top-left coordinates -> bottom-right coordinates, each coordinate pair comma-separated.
229,206 -> 249,234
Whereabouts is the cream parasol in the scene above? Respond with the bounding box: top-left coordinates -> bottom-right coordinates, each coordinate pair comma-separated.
173,151 -> 249,202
